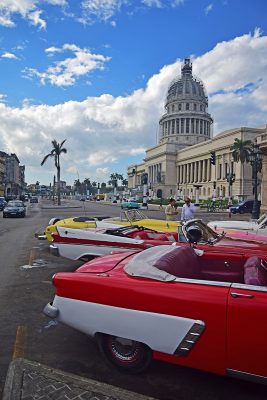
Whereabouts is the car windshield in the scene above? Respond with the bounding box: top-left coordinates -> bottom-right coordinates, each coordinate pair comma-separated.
182,219 -> 220,244
257,213 -> 267,229
8,201 -> 23,207
105,209 -> 148,222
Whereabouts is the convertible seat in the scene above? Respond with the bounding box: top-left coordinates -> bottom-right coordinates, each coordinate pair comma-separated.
244,256 -> 267,286
131,231 -> 149,240
153,234 -> 169,241
154,246 -> 201,279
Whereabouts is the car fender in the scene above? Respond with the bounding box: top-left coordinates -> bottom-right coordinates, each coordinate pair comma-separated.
52,296 -> 205,355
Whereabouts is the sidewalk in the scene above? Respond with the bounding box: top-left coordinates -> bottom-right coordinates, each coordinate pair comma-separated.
3,358 -> 157,400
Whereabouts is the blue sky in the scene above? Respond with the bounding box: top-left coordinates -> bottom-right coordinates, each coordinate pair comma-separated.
0,0 -> 267,186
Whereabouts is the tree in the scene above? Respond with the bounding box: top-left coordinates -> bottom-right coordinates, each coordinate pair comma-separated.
122,178 -> 128,188
230,138 -> 252,163
74,179 -> 82,194
41,139 -> 67,205
108,173 -> 123,188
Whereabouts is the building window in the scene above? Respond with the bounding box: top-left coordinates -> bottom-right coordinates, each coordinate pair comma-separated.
176,119 -> 179,134
172,105 -> 175,112
186,103 -> 189,110
171,119 -> 175,134
191,118 -> 194,133
178,103 -> 182,111
219,164 -> 222,179
196,119 -> 199,134
200,120 -> 203,134
186,118 -> 190,133
224,163 -> 228,179
200,105 -> 203,112
181,118 -> 184,133
194,103 -> 197,111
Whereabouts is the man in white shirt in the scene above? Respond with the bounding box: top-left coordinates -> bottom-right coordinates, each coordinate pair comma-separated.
181,197 -> 195,221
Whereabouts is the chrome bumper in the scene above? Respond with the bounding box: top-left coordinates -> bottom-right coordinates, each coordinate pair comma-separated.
50,244 -> 59,257
43,302 -> 59,319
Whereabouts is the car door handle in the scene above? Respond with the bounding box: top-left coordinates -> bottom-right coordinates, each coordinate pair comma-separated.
230,292 -> 254,299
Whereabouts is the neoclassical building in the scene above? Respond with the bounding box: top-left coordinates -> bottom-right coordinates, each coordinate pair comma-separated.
128,59 -> 267,206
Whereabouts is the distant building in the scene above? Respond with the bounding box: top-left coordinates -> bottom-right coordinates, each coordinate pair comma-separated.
128,59 -> 266,204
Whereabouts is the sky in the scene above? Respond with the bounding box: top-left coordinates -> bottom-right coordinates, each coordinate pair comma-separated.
0,0 -> 266,186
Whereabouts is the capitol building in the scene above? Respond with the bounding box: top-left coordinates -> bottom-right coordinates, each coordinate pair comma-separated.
127,59 -> 267,211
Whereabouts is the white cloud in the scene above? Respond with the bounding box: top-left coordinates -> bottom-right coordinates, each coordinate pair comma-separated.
27,10 -> 46,29
1,52 -> 18,59
204,3 -> 213,15
80,0 -> 125,24
142,0 -> 163,7
142,0 -> 184,7
0,0 -> 67,29
23,44 -> 111,86
0,30 -> 266,184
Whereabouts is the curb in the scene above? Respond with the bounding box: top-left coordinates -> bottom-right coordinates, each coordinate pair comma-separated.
3,358 -> 157,400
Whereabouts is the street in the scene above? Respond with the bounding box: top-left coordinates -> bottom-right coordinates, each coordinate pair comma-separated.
0,199 -> 266,400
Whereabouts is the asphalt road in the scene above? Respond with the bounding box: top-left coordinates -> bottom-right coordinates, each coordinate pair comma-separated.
0,199 -> 266,400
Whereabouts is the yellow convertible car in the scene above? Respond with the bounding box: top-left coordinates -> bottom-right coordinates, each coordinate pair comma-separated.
44,209 -> 181,241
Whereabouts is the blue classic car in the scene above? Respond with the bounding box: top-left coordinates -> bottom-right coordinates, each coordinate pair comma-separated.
121,199 -> 141,209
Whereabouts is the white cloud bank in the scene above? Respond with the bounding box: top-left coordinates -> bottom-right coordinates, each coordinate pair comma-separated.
0,30 -> 266,184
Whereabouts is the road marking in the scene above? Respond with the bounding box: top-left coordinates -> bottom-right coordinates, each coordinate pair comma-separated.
12,325 -> 27,360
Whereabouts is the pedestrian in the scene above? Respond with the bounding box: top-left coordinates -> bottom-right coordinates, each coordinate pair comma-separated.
159,198 -> 163,210
165,198 -> 178,221
181,197 -> 195,222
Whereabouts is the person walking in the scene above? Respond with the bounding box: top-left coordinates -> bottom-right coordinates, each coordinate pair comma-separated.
165,198 -> 178,221
181,197 -> 195,222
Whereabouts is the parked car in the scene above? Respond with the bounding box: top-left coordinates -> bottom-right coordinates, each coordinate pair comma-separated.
43,210 -> 181,241
44,243 -> 267,382
30,196 -> 38,203
230,199 -> 260,214
208,213 -> 267,234
0,197 -> 7,211
50,219 -> 267,261
121,200 -> 140,209
3,200 -> 26,218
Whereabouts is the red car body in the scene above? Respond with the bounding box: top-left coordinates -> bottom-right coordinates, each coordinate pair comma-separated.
44,243 -> 267,383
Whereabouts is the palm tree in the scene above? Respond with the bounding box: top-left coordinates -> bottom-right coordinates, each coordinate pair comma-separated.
109,173 -> 123,189
122,178 -> 128,188
230,138 -> 252,199
41,139 -> 67,205
83,178 -> 91,197
74,179 -> 82,194
230,138 -> 252,163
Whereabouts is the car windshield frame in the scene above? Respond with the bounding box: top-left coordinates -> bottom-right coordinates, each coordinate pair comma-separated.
257,213 -> 267,229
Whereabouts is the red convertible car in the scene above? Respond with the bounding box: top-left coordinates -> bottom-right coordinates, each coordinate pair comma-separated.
44,239 -> 267,383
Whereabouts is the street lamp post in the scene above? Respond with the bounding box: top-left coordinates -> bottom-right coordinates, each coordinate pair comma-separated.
248,144 -> 263,219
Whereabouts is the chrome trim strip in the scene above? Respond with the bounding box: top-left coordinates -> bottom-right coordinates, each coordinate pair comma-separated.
231,283 -> 267,293
175,320 -> 205,356
174,277 -> 231,288
227,369 -> 267,385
